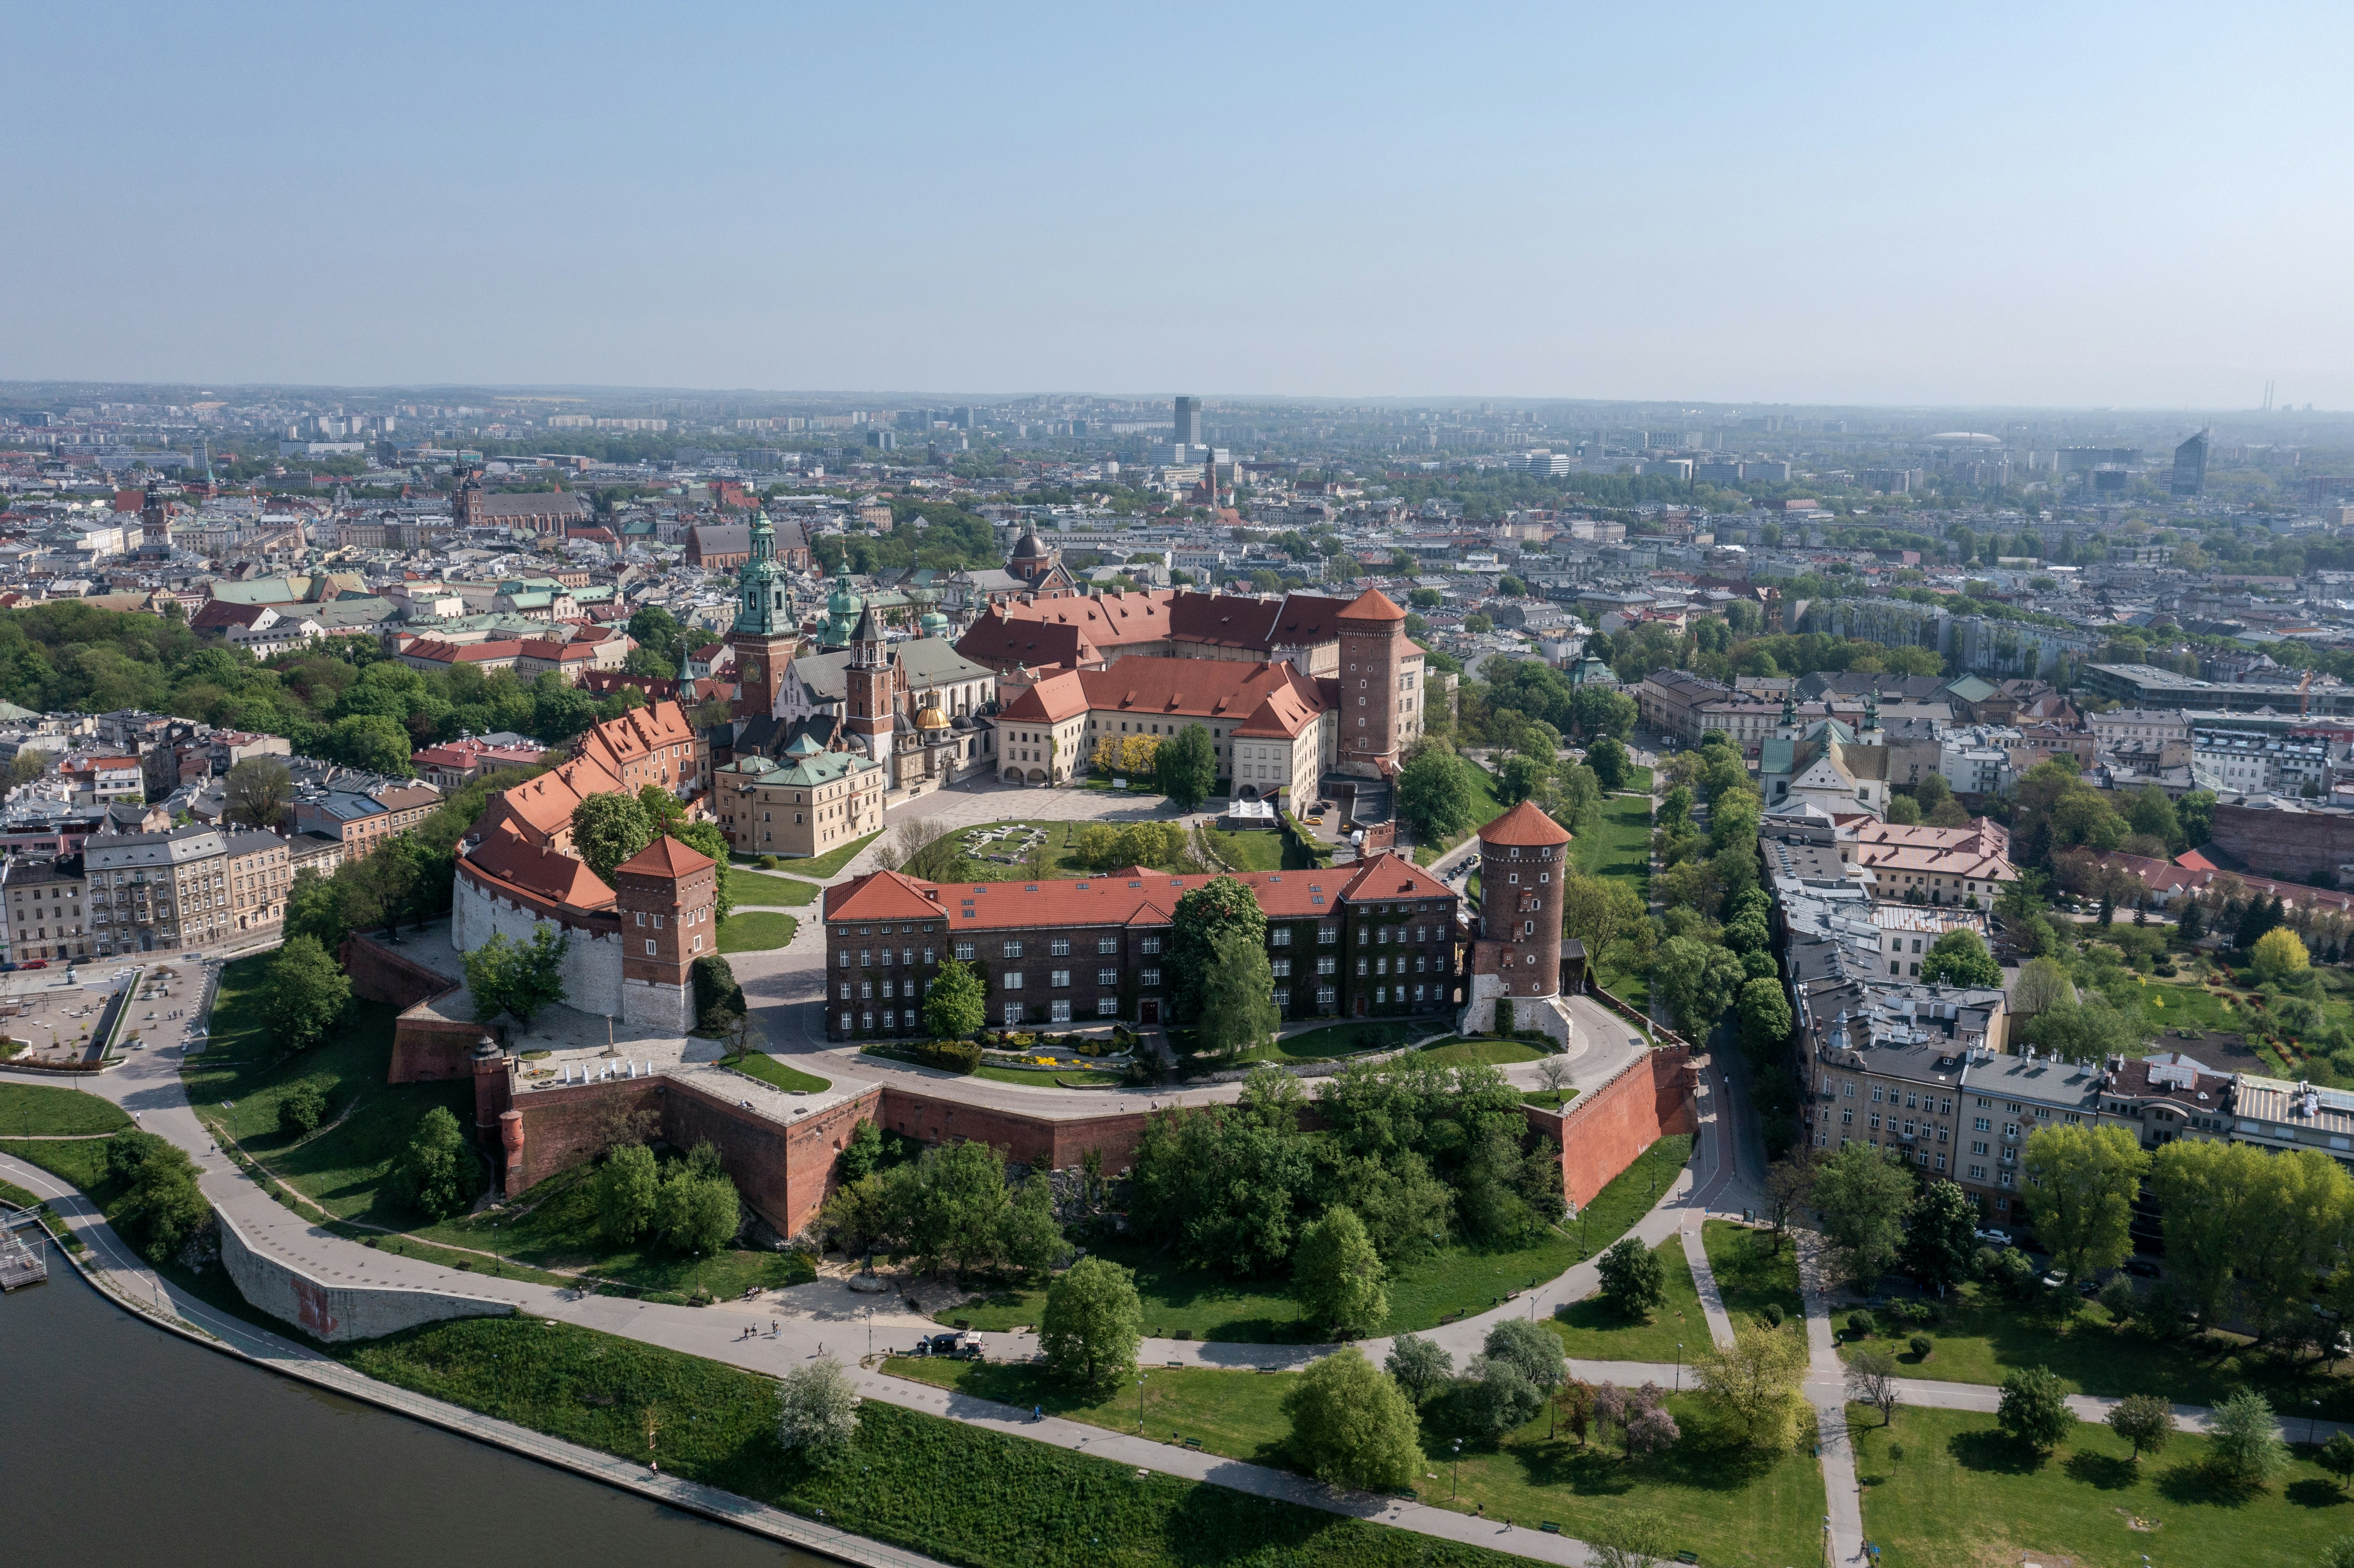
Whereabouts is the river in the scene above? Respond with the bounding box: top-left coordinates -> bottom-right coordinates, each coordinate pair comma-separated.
3,1264 -> 819,1568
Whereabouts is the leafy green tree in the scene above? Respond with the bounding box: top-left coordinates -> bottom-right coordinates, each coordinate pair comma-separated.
1155,723 -> 1217,809
922,956 -> 986,1039
2022,1124 -> 2148,1288
1128,1072 -> 1313,1276
691,953 -> 746,1031
263,935 -> 351,1054
1383,1332 -> 1453,1407
1597,1237 -> 1668,1319
1586,735 -> 1629,791
2321,1431 -> 2354,1493
327,712 -> 414,776
399,1106 -> 477,1220
1900,1179 -> 1979,1291
1040,1255 -> 1143,1390
1169,875 -> 1267,1026
464,925 -> 570,1027
224,756 -> 295,830
2126,785 -> 2183,852
595,1142 -> 660,1243
1293,1205 -> 1388,1337
1483,1316 -> 1567,1394
277,1081 -> 327,1136
1736,977 -> 1792,1061
838,1118 -> 885,1182
776,1355 -> 861,1464
1196,925 -> 1280,1059
997,1173 -> 1065,1278
1654,935 -> 1746,1036
1814,1143 -> 1914,1285
2024,991 -> 2145,1062
572,790 -> 656,883
107,1131 -> 212,1263
2106,1393 -> 2176,1466
1588,1509 -> 1674,1568
1996,1365 -> 2075,1459
2207,1388 -> 2289,1488
1396,746 -> 1478,841
1920,928 -> 2001,988
2176,788 -> 2217,849
1691,1322 -> 1809,1453
2234,1146 -> 2354,1344
1282,1346 -> 1423,1490
657,1157 -> 741,1254
1498,752 -> 1551,806
2254,927 -> 2311,983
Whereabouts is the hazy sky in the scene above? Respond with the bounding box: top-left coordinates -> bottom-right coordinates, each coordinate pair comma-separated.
12,2 -> 2354,407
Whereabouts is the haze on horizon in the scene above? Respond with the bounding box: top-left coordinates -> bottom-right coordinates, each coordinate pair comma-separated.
12,1 -> 2352,409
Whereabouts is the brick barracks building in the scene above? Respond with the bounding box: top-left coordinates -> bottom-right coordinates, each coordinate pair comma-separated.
822,851 -> 1463,1039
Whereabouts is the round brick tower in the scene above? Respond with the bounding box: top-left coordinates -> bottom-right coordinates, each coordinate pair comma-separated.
1478,800 -> 1571,1001
1336,587 -> 1410,777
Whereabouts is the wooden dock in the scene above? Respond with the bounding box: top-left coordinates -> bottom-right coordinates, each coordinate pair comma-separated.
0,1210 -> 49,1291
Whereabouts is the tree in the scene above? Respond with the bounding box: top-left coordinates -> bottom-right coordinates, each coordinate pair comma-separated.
1813,1143 -> 1914,1285
327,712 -> 413,776
838,1118 -> 885,1183
595,1142 -> 660,1244
1498,753 -> 1551,806
2011,956 -> 2077,1018
1736,978 -> 1792,1061
657,1157 -> 741,1255
2207,1388 -> 2289,1488
2254,927 -> 2311,984
1281,1346 -> 1423,1491
263,935 -> 351,1055
1761,1151 -> 1818,1252
1900,1179 -> 1979,1292
1293,1206 -> 1388,1337
904,1140 -> 1016,1278
573,791 -> 656,883
1586,735 -> 1630,792
1383,1332 -> 1453,1407
2321,1431 -> 2354,1493
2022,1124 -> 2148,1288
399,1106 -> 476,1220
691,954 -> 747,1032
224,756 -> 295,830
278,1080 -> 327,1136
1996,1365 -> 2075,1458
8,748 -> 50,787
776,1356 -> 861,1465
1597,1237 -> 1668,1320
2106,1393 -> 2176,1466
1396,747 -> 1477,841
463,924 -> 569,1028
1653,935 -> 1746,1036
108,1132 -> 211,1263
923,956 -> 986,1039
2151,1139 -> 2267,1330
2235,1146 -> 2354,1346
1691,1322 -> 1809,1453
1155,723 -> 1216,809
1169,876 -> 1267,1027
1588,1507 -> 1674,1568
999,1174 -> 1065,1278
1040,1255 -> 1143,1390
1920,928 -> 2001,988
1846,1348 -> 1901,1426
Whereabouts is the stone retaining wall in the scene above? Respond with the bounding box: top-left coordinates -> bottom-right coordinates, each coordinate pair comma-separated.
214,1204 -> 513,1342
1544,1045 -> 1700,1211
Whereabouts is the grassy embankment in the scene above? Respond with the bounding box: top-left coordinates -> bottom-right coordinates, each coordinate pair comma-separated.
1574,779 -> 1654,1016
0,1081 -> 132,1136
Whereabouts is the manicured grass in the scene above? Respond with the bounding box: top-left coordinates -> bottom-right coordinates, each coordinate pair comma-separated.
1849,1401 -> 2354,1568
0,1176 -> 75,1246
1572,1134 -> 1692,1251
182,954 -> 481,1229
773,829 -> 881,880
716,911 -> 799,953
1548,1237 -> 1706,1363
1219,1017 -> 1433,1065
1520,1089 -> 1579,1111
410,1160 -> 819,1298
970,1064 -> 1126,1088
1202,828 -> 1284,872
1417,1036 -> 1552,1067
1837,1280 -> 2354,1422
1575,787 -> 1655,1014
0,1081 -> 131,1137
953,818 -> 1199,880
887,1358 -> 1297,1464
722,867 -> 821,906
1700,1219 -> 1803,1328
0,1137 -> 116,1215
717,1051 -> 832,1095
335,1316 -> 1516,1568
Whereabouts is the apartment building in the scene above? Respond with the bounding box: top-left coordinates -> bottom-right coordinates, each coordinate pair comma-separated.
288,781 -> 441,855
3,858 -> 92,964
83,825 -> 292,955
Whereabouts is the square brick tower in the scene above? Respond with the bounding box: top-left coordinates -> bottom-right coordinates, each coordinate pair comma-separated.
1336,587 -> 1411,778
613,834 -> 719,1032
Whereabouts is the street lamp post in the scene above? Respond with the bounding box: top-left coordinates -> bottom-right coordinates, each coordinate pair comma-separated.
1137,1376 -> 1146,1432
1676,1342 -> 1683,1393
1451,1438 -> 1462,1500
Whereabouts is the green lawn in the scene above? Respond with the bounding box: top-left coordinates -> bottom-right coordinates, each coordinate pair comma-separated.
1700,1220 -> 1803,1328
971,1064 -> 1126,1088
1417,1037 -> 1552,1067
721,867 -> 820,906
1837,1280 -> 2354,1422
1521,1089 -> 1580,1111
410,1159 -> 819,1298
0,1082 -> 131,1137
1217,1017 -> 1434,1065
769,829 -> 880,880
1850,1401 -> 2354,1568
717,1051 -> 831,1095
716,911 -> 798,953
1575,788 -> 1654,1014
334,1316 -> 1524,1568
1202,828 -> 1285,872
944,1133 -> 1695,1343
1547,1237 -> 1706,1363
888,1358 -> 1296,1463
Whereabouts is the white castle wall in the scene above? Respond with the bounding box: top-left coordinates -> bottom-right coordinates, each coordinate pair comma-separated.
621,976 -> 692,1033
217,1205 -> 512,1342
452,868 -> 626,1017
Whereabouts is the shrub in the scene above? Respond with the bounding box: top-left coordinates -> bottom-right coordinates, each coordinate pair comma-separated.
277,1082 -> 328,1136
918,1039 -> 981,1074
756,855 -> 780,869
1761,1302 -> 1784,1328
1909,1335 -> 1933,1360
1495,999 -> 1515,1037
1846,1310 -> 1875,1339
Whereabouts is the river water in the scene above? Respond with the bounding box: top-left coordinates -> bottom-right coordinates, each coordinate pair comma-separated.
3,1264 -> 819,1568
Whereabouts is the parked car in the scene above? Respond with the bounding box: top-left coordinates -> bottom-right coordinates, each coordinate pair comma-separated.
20,960 -> 47,971
920,1331 -> 984,1360
2039,1269 -> 2070,1290
2123,1259 -> 2160,1279
1974,1228 -> 2012,1248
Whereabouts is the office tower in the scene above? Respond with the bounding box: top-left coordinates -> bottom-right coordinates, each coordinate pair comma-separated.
1173,395 -> 1202,448
2171,429 -> 2209,498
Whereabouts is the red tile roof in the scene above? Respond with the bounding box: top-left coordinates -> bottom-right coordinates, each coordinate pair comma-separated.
1000,669 -> 1090,723
1339,587 -> 1408,624
1478,800 -> 1572,847
1075,658 -> 1326,735
615,833 -> 715,881
468,832 -> 616,912
822,852 -> 1453,931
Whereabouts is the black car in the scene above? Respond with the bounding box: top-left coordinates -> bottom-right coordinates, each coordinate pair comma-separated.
2123,1259 -> 2160,1279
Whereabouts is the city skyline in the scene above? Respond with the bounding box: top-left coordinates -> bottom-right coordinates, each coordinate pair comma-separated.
11,2 -> 2354,405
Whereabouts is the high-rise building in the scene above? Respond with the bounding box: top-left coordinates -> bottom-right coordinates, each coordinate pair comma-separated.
2172,429 -> 2209,498
1173,395 -> 1202,448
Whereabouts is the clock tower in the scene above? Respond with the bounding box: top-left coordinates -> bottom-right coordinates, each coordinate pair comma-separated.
729,510 -> 797,720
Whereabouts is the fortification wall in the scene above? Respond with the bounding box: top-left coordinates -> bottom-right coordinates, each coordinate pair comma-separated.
452,869 -> 625,1015
215,1204 -> 512,1342
345,934 -> 488,1084
1545,1045 -> 1700,1211
2209,803 -> 2354,884
505,1077 -> 662,1192
875,1089 -> 1150,1174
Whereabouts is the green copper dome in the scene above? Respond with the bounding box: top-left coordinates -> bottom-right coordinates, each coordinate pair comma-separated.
825,557 -> 863,647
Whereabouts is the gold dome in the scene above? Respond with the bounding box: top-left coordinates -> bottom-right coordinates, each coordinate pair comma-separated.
916,705 -> 951,731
